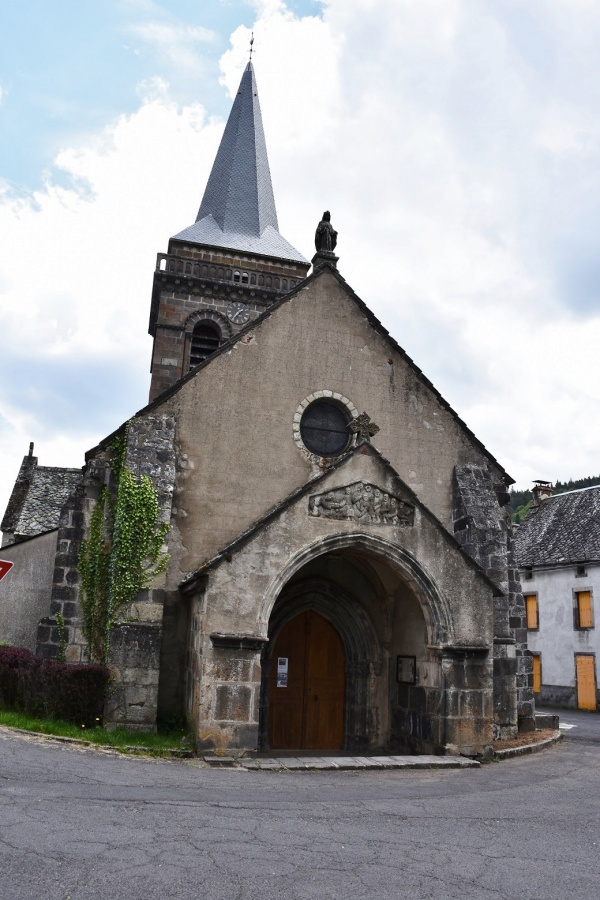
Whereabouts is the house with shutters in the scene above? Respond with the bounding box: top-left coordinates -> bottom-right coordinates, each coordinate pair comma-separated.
1,62 -> 535,756
515,482 -> 600,711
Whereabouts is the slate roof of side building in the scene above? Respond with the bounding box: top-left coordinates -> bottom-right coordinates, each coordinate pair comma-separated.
1,455 -> 82,542
514,485 -> 600,567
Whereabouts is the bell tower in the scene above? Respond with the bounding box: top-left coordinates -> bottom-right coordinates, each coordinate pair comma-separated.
148,63 -> 310,402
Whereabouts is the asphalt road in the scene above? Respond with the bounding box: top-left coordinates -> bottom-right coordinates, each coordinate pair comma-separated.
1,722 -> 599,900
539,704 -> 600,743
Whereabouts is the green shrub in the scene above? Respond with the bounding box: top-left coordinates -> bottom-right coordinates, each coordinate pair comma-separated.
0,646 -> 109,726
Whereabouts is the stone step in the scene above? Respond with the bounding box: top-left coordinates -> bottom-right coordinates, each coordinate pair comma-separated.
240,755 -> 480,771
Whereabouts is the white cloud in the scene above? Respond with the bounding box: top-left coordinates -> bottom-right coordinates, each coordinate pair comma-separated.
126,21 -> 216,73
2,0 -> 600,520
0,87 -> 221,509
232,0 -> 600,487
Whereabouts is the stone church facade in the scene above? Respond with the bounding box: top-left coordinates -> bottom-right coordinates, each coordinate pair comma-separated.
1,63 -> 534,756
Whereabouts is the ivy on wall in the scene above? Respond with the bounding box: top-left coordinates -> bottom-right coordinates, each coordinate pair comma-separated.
109,467 -> 170,618
78,429 -> 170,662
78,487 -> 110,662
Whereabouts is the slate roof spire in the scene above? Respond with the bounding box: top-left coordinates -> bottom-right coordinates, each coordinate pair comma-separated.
172,63 -> 307,264
197,62 -> 278,235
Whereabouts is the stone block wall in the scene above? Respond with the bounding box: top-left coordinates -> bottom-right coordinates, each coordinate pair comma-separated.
36,484 -> 86,661
441,651 -> 494,755
148,243 -> 309,401
453,464 -> 534,736
34,414 -> 177,731
391,682 -> 445,754
197,636 -> 265,754
391,650 -> 493,756
156,588 -> 190,726
104,623 -> 162,731
102,414 -> 177,730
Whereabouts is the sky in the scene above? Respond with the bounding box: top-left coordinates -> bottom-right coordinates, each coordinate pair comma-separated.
1,0 -> 600,520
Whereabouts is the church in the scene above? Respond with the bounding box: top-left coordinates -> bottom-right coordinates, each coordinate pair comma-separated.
0,62 -> 534,756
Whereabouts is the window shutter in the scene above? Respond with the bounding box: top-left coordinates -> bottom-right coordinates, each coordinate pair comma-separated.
532,655 -> 541,694
577,591 -> 593,628
525,595 -> 538,630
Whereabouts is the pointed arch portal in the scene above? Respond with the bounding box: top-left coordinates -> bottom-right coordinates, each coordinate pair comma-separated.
259,538 -> 442,754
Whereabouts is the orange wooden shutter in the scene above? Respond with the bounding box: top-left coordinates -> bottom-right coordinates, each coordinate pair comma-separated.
532,655 -> 541,694
576,655 -> 597,710
525,595 -> 538,629
577,591 -> 593,628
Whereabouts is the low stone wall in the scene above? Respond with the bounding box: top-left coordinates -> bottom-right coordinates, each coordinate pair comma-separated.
539,684 -> 577,709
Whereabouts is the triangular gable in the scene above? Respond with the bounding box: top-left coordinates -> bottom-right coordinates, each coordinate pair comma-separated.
87,262 -> 513,485
180,441 -> 503,596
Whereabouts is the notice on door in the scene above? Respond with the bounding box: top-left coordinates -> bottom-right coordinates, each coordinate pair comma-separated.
277,657 -> 288,687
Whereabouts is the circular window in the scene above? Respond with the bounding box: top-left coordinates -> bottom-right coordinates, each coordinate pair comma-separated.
300,400 -> 351,457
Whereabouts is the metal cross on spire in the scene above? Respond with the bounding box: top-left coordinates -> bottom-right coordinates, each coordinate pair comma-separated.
249,31 -> 254,62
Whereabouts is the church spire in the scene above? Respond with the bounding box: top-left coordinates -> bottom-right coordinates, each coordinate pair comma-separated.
172,63 -> 306,264
148,61 -> 310,402
197,62 -> 278,236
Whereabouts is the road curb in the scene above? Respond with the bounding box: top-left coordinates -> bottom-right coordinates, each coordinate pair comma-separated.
493,730 -> 563,760
0,725 -> 192,757
1,723 -> 563,766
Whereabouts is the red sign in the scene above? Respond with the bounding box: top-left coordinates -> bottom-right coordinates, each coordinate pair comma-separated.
0,560 -> 14,581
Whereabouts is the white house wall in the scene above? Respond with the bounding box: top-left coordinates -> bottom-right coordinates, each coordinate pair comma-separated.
523,563 -> 600,707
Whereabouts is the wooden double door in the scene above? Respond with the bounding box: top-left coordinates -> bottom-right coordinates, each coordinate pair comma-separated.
268,610 -> 345,750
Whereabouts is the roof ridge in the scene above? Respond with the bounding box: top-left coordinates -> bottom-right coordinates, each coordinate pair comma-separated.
548,484 -> 600,499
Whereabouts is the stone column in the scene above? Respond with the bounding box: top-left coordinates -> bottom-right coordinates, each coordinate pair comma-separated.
196,633 -> 267,755
441,648 -> 493,756
104,623 -> 162,732
493,638 -> 518,739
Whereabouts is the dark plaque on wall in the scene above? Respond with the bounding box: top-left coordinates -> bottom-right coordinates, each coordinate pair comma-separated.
396,655 -> 416,684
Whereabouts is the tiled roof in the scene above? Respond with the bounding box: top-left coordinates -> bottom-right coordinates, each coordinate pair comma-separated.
172,62 -> 307,265
515,485 -> 600,566
1,455 -> 81,541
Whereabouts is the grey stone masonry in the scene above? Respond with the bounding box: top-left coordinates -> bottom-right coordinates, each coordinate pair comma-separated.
453,464 -> 534,736
103,414 -> 177,731
36,482 -> 86,661
104,623 -> 162,731
124,415 -> 176,525
36,413 -> 177,730
148,245 -> 310,402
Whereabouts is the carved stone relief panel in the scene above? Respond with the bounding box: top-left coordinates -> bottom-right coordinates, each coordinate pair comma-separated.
308,481 -> 415,526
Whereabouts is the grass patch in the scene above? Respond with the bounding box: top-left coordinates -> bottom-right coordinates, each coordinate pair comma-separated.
0,708 -> 194,756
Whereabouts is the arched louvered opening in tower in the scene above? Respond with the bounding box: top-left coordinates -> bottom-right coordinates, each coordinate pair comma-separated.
190,321 -> 221,368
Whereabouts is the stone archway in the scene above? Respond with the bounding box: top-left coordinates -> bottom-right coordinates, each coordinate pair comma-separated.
258,533 -> 452,754
258,532 -> 452,648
